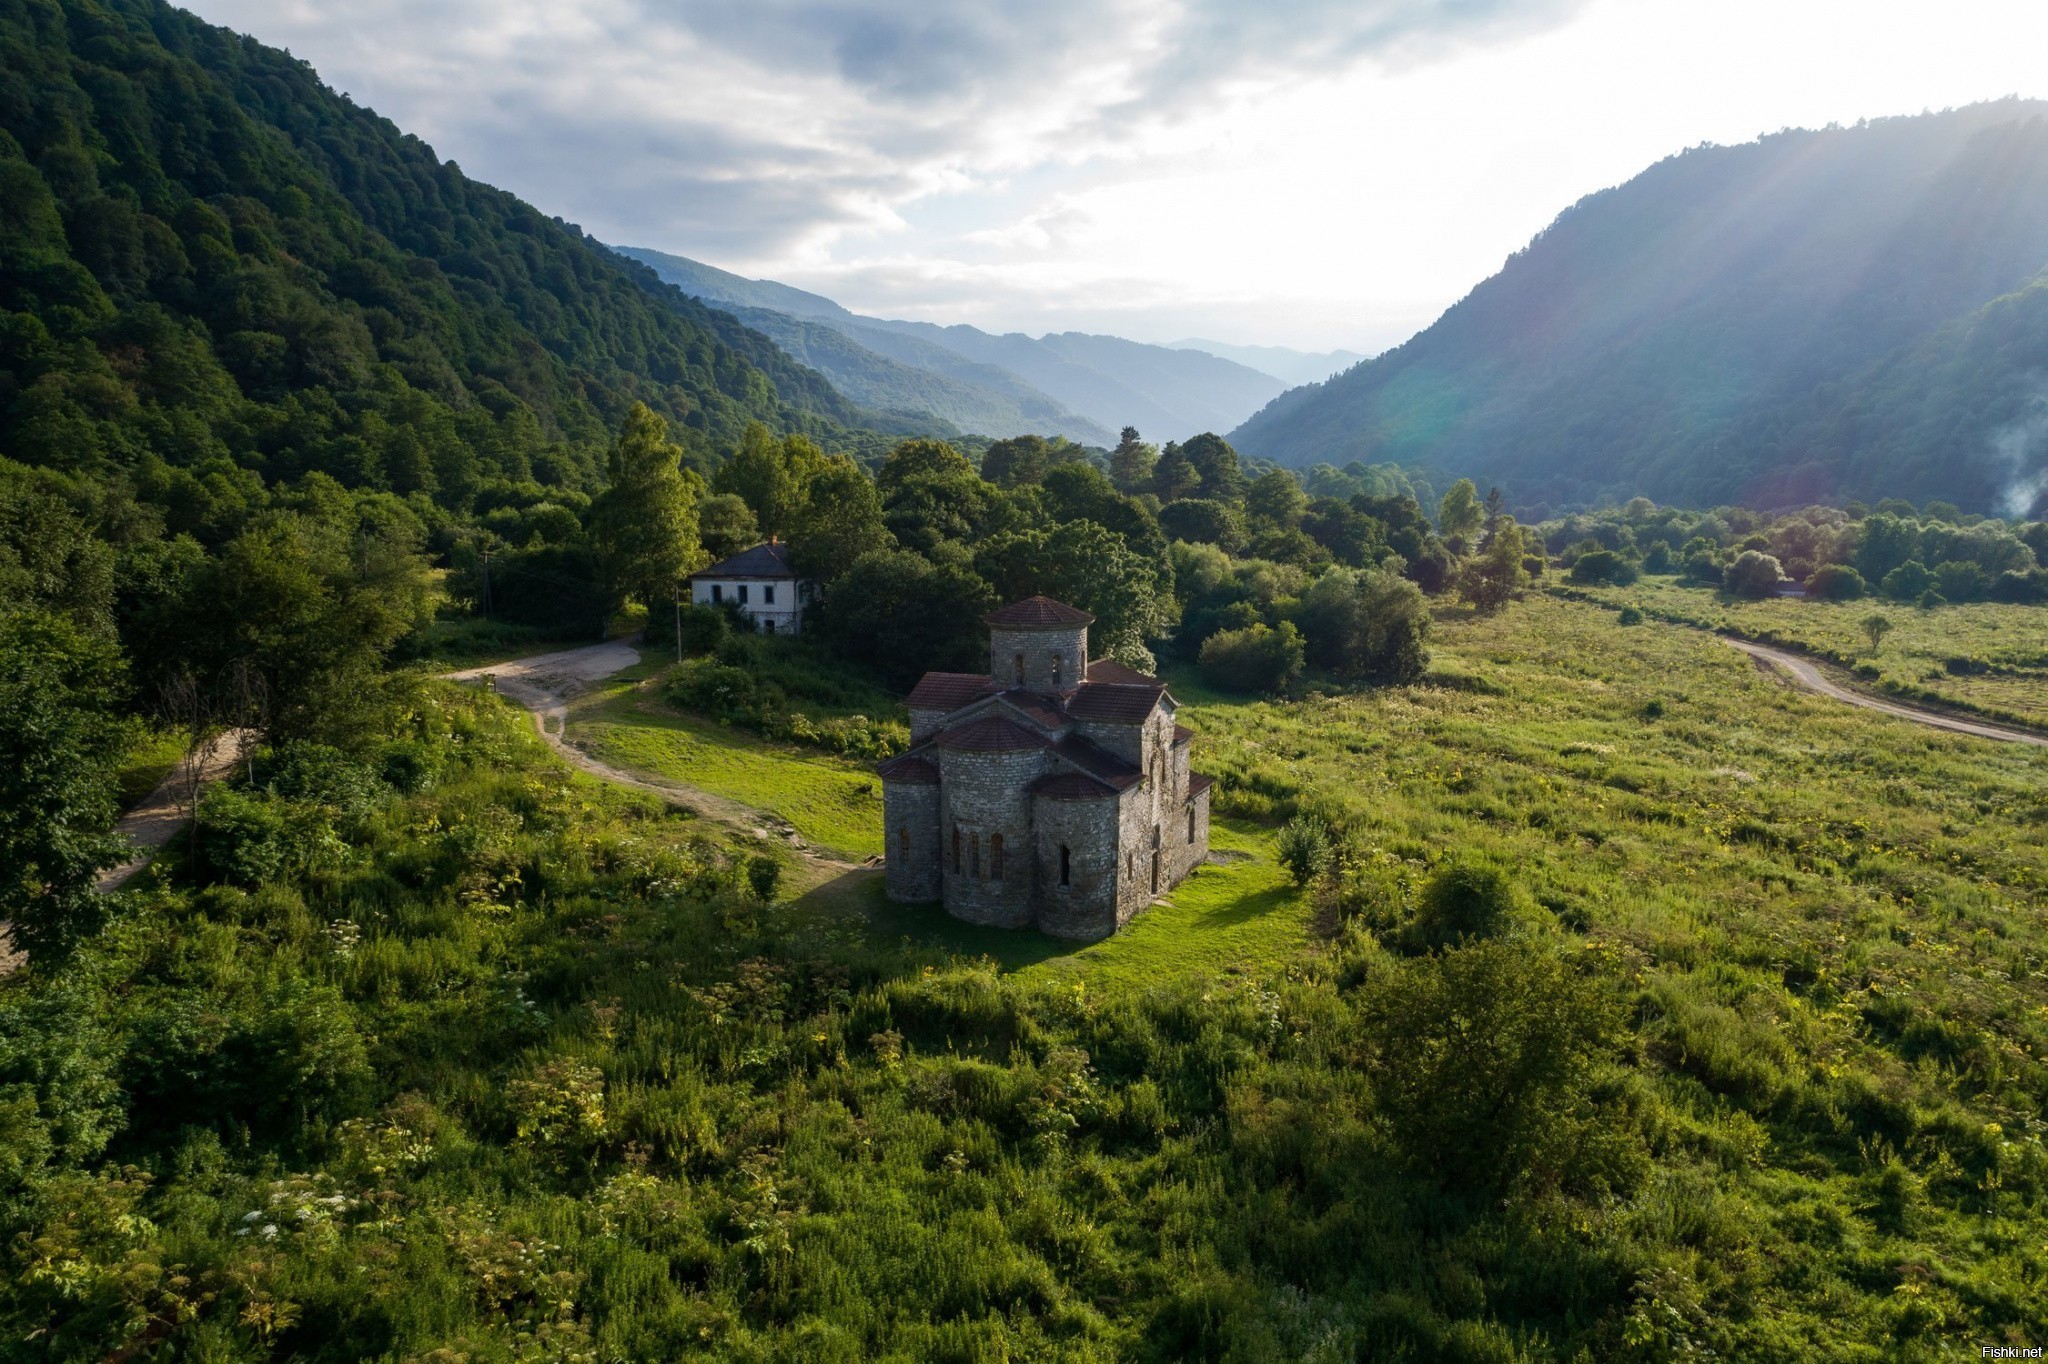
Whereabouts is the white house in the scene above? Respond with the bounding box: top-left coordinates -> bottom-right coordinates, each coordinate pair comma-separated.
688,539 -> 812,634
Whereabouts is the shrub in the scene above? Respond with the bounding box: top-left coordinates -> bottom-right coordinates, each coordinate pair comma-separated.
1933,560 -> 1989,602
1616,605 -> 1644,626
1406,858 -> 1518,951
1362,941 -> 1641,1193
1295,566 -> 1431,684
746,854 -> 783,901
1723,550 -> 1784,599
1641,542 -> 1674,574
1568,550 -> 1639,587
1682,552 -> 1723,587
1275,814 -> 1334,888
1198,622 -> 1305,696
677,602 -> 730,656
1804,564 -> 1865,600
1860,613 -> 1894,653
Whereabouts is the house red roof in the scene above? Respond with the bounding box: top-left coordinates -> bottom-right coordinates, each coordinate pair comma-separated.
1031,772 -> 1119,801
1065,682 -> 1165,723
906,672 -> 996,711
1051,735 -> 1141,789
1187,772 -> 1215,798
984,596 -> 1094,629
875,754 -> 940,785
995,692 -> 1066,731
1086,658 -> 1158,686
1173,724 -> 1195,745
935,715 -> 1052,753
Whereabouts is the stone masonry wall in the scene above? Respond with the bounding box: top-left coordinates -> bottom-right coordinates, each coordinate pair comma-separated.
938,747 -> 1042,928
882,781 -> 941,903
989,625 -> 1087,693
1031,795 -> 1120,940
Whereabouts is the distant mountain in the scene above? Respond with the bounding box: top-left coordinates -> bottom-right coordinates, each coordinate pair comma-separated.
1170,339 -> 1369,387
618,247 -> 1286,442
1230,101 -> 2048,515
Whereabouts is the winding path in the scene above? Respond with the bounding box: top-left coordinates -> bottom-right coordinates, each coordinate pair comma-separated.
1721,637 -> 2048,747
444,643 -> 875,873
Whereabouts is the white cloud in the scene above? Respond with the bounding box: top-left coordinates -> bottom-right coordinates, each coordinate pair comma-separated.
182,0 -> 2048,350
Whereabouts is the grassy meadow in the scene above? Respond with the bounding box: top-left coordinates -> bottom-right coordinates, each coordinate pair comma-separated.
1568,574 -> 2048,728
14,593 -> 2048,1359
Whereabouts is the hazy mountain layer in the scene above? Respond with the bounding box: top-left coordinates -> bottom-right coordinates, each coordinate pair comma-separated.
1169,339 -> 1368,387
619,246 -> 1285,442
1230,102 -> 2048,514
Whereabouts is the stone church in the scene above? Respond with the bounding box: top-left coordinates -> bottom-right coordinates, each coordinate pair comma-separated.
876,596 -> 1212,940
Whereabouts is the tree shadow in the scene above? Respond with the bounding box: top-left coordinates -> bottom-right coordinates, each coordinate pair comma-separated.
1191,882 -> 1296,929
792,871 -> 1087,972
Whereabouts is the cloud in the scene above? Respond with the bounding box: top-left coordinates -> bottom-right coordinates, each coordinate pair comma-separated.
182,0 -> 1590,263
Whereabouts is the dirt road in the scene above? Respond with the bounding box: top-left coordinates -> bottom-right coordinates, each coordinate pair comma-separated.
445,643 -> 873,872
1722,637 -> 2048,747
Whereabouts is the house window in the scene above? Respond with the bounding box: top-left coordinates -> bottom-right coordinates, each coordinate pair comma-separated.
764,585 -> 776,604
1052,654 -> 1063,686
1188,805 -> 1196,844
763,619 -> 776,635
898,825 -> 909,860
738,584 -> 750,605
970,834 -> 981,880
1014,653 -> 1025,685
991,834 -> 1004,881
711,584 -> 723,603
1059,844 -> 1071,887
1126,851 -> 1133,879
952,825 -> 961,875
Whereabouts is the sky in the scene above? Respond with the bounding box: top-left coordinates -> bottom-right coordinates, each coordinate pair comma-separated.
184,0 -> 2048,353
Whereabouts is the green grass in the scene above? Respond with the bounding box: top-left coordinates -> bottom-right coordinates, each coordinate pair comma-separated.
1568,574 -> 2048,726
113,727 -> 188,806
848,819 -> 1308,989
570,676 -> 887,861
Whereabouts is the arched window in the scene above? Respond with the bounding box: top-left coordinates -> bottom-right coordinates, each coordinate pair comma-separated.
1187,805 -> 1196,844
898,825 -> 910,859
1051,653 -> 1063,686
952,825 -> 961,875
1059,844 -> 1071,886
990,834 -> 1004,881
970,834 -> 981,879
1014,652 -> 1026,685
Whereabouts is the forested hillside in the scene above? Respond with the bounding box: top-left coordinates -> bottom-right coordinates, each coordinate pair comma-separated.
1231,102 -> 2048,515
0,0 -> 878,506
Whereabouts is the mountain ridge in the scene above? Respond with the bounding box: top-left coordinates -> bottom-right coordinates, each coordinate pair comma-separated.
617,245 -> 1287,442
1229,100 -> 2048,514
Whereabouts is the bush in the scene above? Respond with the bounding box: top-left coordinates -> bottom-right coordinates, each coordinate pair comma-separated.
1276,814 -> 1334,888
1641,542 -> 1674,574
746,854 -> 783,901
1406,858 -> 1518,952
1723,550 -> 1784,599
677,602 -> 730,656
1616,605 -> 1644,626
1804,564 -> 1864,600
1682,552 -> 1723,587
1568,550 -> 1639,587
1362,941 -> 1640,1193
1198,622 -> 1305,696
1933,560 -> 1989,602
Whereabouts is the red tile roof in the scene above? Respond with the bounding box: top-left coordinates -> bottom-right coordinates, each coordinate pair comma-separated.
1173,724 -> 1195,745
995,692 -> 1066,731
984,596 -> 1094,629
1064,682 -> 1164,723
875,754 -> 939,785
1031,772 -> 1119,801
935,715 -> 1052,753
906,672 -> 995,711
1085,658 -> 1158,686
1051,735 -> 1141,789
1187,772 -> 1215,798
